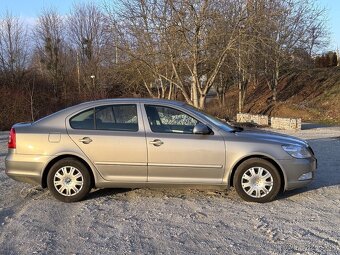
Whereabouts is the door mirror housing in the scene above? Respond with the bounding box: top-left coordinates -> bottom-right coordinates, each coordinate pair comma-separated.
193,123 -> 212,135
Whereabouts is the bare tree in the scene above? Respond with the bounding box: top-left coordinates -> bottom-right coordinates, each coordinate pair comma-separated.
67,2 -> 110,93
0,12 -> 30,85
260,0 -> 328,102
110,0 -> 257,109
0,0 -> 331,132
34,8 -> 67,97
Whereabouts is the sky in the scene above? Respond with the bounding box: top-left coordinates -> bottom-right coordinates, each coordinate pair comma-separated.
0,0 -> 103,16
0,0 -> 339,51
317,0 -> 340,50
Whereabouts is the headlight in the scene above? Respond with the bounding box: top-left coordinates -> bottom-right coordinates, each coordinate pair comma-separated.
282,145 -> 312,159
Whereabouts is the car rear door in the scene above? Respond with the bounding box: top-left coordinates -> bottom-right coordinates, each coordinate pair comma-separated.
66,103 -> 147,182
142,104 -> 226,184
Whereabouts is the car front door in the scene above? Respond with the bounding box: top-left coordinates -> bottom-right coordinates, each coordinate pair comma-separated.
67,103 -> 147,182
143,104 -> 226,184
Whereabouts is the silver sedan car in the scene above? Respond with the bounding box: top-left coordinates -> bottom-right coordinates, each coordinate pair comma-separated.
5,98 -> 316,203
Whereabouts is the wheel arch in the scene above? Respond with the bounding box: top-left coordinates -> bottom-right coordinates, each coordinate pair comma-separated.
41,154 -> 95,189
229,155 -> 286,191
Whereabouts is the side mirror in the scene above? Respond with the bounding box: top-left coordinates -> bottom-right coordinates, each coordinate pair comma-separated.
193,123 -> 212,135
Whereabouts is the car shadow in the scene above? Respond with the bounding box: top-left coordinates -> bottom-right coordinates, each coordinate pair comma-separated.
277,136 -> 340,199
86,188 -> 132,200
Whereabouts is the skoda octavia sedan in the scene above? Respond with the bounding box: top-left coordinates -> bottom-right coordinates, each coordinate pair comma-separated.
5,98 -> 316,203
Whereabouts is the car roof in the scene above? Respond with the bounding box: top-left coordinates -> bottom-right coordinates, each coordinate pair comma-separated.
34,98 -> 186,127
80,98 -> 185,106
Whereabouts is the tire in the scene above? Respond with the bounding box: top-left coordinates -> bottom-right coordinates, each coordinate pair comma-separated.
47,158 -> 92,202
233,158 -> 281,203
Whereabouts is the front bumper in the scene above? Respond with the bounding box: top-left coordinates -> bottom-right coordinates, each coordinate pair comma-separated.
278,156 -> 317,191
5,152 -> 50,185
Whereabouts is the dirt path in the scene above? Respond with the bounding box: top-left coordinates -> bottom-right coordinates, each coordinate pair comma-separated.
0,127 -> 339,254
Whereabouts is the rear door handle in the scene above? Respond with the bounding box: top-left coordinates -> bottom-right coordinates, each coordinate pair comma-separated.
149,139 -> 164,147
79,137 -> 92,144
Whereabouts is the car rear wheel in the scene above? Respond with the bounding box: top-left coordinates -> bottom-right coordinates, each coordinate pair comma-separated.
233,158 -> 281,203
47,158 -> 91,202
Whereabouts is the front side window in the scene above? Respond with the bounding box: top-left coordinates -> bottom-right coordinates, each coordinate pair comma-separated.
70,108 -> 95,130
145,105 -> 198,134
95,104 -> 138,131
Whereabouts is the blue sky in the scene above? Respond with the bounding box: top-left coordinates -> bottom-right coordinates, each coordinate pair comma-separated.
0,0 -> 103,16
0,0 -> 339,51
318,0 -> 340,50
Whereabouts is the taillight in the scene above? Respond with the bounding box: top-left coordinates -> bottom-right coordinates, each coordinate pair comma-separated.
8,128 -> 16,149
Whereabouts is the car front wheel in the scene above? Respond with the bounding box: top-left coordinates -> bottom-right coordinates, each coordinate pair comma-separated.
233,158 -> 281,203
47,158 -> 92,202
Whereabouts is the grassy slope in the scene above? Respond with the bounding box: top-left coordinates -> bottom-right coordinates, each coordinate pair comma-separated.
221,67 -> 340,124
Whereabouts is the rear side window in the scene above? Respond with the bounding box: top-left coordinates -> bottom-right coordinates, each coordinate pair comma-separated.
70,108 -> 95,130
95,104 -> 138,132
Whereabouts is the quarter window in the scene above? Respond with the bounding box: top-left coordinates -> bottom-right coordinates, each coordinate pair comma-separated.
70,108 -> 95,130
145,105 -> 198,134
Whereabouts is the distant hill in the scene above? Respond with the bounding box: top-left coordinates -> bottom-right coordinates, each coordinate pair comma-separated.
222,67 -> 340,124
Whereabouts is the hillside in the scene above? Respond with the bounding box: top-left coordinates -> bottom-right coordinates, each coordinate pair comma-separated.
222,67 -> 340,124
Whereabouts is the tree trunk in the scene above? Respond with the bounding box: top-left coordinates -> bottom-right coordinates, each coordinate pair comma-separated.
199,95 -> 206,109
238,82 -> 243,113
168,82 -> 173,100
273,58 -> 279,102
191,76 -> 199,108
241,89 -> 246,110
30,90 -> 34,121
273,86 -> 277,102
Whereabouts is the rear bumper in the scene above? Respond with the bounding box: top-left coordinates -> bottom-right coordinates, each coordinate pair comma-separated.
279,156 -> 317,190
5,152 -> 50,185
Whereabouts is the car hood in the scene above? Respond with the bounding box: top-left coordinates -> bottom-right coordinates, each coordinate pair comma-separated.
233,129 -> 308,146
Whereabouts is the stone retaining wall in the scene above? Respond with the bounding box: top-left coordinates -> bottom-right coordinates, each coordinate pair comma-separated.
236,113 -> 302,130
236,113 -> 269,126
270,117 -> 301,130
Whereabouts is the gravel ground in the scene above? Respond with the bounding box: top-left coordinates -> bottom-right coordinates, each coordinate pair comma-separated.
0,126 -> 339,255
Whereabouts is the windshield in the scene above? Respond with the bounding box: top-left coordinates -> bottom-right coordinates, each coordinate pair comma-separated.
183,104 -> 235,132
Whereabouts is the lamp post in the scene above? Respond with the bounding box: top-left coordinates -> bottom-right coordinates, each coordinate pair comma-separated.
90,75 -> 95,87
238,23 -> 245,113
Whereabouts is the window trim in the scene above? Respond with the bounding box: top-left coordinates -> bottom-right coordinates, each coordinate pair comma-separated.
69,104 -> 139,132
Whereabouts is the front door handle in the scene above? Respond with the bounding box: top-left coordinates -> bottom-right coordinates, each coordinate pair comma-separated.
149,139 -> 164,147
79,137 -> 92,144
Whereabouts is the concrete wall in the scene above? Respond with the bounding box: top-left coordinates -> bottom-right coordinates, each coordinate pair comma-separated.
270,117 -> 301,130
236,113 -> 269,126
